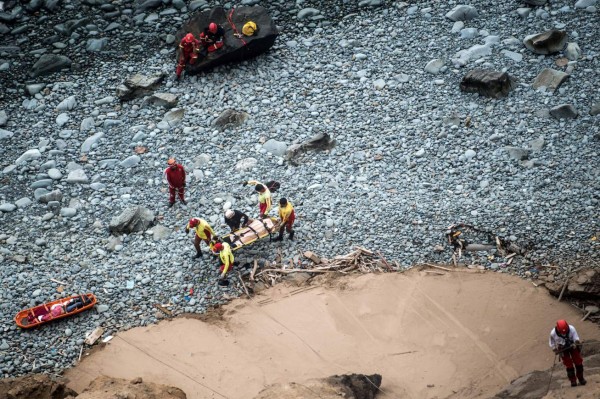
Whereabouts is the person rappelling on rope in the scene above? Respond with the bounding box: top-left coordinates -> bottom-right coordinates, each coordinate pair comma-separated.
200,22 -> 224,53
549,319 -> 586,387
185,217 -> 215,259
242,180 -> 272,219
274,197 -> 295,241
213,241 -> 234,281
224,209 -> 249,232
176,33 -> 200,80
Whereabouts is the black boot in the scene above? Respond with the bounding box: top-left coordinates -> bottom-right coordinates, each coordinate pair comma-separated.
194,251 -> 202,259
567,367 -> 577,387
288,230 -> 295,240
576,365 -> 586,385
273,231 -> 283,242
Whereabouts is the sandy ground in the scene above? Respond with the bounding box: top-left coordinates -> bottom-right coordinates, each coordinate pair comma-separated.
65,269 -> 600,399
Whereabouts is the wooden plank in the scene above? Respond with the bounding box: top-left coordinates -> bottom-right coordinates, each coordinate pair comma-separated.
84,327 -> 104,345
154,304 -> 172,316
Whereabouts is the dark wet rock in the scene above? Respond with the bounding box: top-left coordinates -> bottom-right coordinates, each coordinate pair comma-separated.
116,73 -> 165,101
459,69 -> 515,98
24,0 -> 44,13
0,374 -> 77,399
255,373 -> 382,399
109,206 -> 156,234
549,104 -> 578,119
30,54 -> 72,77
134,0 -> 162,14
523,30 -> 567,55
43,0 -> 61,11
144,93 -> 178,109
522,0 -> 547,5
176,6 -> 278,74
590,103 -> 600,116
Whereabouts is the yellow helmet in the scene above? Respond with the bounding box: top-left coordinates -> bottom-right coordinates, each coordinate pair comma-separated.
242,21 -> 257,36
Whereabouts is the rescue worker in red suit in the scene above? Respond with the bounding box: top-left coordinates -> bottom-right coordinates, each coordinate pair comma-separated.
200,22 -> 225,53
549,319 -> 586,387
164,158 -> 187,207
176,33 -> 200,79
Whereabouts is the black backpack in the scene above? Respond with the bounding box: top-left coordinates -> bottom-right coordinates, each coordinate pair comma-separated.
266,180 -> 280,192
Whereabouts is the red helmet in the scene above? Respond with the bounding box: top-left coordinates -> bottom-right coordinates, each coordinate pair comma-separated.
556,320 -> 569,335
213,242 -> 223,252
183,33 -> 195,43
188,218 -> 199,228
208,22 -> 218,34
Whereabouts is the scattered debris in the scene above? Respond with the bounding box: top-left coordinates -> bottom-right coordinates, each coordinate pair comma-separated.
84,327 -> 105,346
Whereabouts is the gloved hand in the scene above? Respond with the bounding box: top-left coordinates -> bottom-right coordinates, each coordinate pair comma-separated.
219,273 -> 226,280
185,228 -> 190,234
242,181 -> 248,186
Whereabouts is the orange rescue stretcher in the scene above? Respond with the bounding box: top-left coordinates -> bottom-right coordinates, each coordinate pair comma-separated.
15,293 -> 97,329
210,217 -> 280,252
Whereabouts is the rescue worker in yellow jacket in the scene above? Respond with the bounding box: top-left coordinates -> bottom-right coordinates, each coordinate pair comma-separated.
275,197 -> 295,241
185,218 -> 215,259
213,242 -> 234,280
242,180 -> 272,218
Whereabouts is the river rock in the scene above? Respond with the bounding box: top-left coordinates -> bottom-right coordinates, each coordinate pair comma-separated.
120,155 -> 141,168
459,69 -> 515,98
15,149 -> 41,164
285,132 -> 336,162
56,96 -> 77,111
0,203 -> 16,212
161,108 -> 184,128
116,73 -> 165,101
15,198 -> 32,208
81,132 -> 105,153
564,42 -> 581,60
109,206 -> 156,234
235,157 -> 258,171
30,54 -> 72,77
591,103 -> 600,116
176,6 -> 279,74
0,128 -> 14,140
86,38 -> 108,52
549,104 -> 578,119
262,139 -> 287,156
424,59 -> 444,74
213,109 -> 249,130
523,30 -> 567,55
66,169 -> 89,183
0,110 -> 7,126
38,189 -> 63,203
523,0 -> 547,5
532,69 -> 569,92
144,93 -> 178,109
60,207 -> 77,217
445,5 -> 478,21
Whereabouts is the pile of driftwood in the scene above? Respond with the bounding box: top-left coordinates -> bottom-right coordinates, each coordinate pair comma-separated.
238,247 -> 399,293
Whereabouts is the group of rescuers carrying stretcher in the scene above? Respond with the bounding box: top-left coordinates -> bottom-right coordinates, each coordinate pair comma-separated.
164,158 -> 295,284
176,19 -> 258,79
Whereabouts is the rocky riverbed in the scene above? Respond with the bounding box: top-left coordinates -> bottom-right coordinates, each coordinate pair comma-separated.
0,0 -> 599,379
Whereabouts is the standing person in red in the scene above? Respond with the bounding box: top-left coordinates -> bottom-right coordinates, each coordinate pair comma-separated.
275,197 -> 295,241
549,319 -> 586,387
164,158 -> 187,207
176,33 -> 200,80
200,22 -> 225,53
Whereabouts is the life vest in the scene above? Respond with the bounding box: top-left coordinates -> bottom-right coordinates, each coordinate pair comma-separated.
242,21 -> 257,36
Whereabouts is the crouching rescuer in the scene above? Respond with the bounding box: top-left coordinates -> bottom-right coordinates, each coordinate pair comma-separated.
550,319 -> 586,387
185,218 -> 215,259
213,242 -> 233,281
275,197 -> 295,241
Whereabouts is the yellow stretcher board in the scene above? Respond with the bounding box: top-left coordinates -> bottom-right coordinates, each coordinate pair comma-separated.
211,217 -> 280,252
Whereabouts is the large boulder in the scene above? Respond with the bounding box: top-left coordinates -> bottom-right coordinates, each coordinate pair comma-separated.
459,69 -> 515,98
285,132 -> 337,163
30,54 -> 71,77
255,373 -> 382,399
116,73 -> 165,101
176,6 -> 278,74
532,68 -> 569,92
109,206 -> 155,234
545,268 -> 600,299
213,109 -> 249,130
549,104 -> 579,119
523,30 -> 567,55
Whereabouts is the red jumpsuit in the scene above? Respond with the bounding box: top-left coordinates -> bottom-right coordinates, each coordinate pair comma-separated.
164,164 -> 186,204
176,33 -> 200,78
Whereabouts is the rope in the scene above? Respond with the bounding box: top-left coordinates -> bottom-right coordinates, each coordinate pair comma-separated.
544,354 -> 558,396
115,335 -> 231,399
227,8 -> 247,46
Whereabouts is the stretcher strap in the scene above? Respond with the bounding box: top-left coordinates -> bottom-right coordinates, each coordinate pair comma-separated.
258,218 -> 273,241
246,225 -> 260,240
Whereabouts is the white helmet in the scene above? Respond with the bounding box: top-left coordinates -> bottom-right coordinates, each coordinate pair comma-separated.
225,209 -> 235,219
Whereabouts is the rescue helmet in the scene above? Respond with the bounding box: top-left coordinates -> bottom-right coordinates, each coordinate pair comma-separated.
255,184 -> 264,192
556,320 -> 569,335
208,22 -> 218,34
167,158 -> 176,166
225,210 -> 235,219
213,242 -> 223,252
279,197 -> 288,207
183,33 -> 195,43
188,218 -> 199,228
